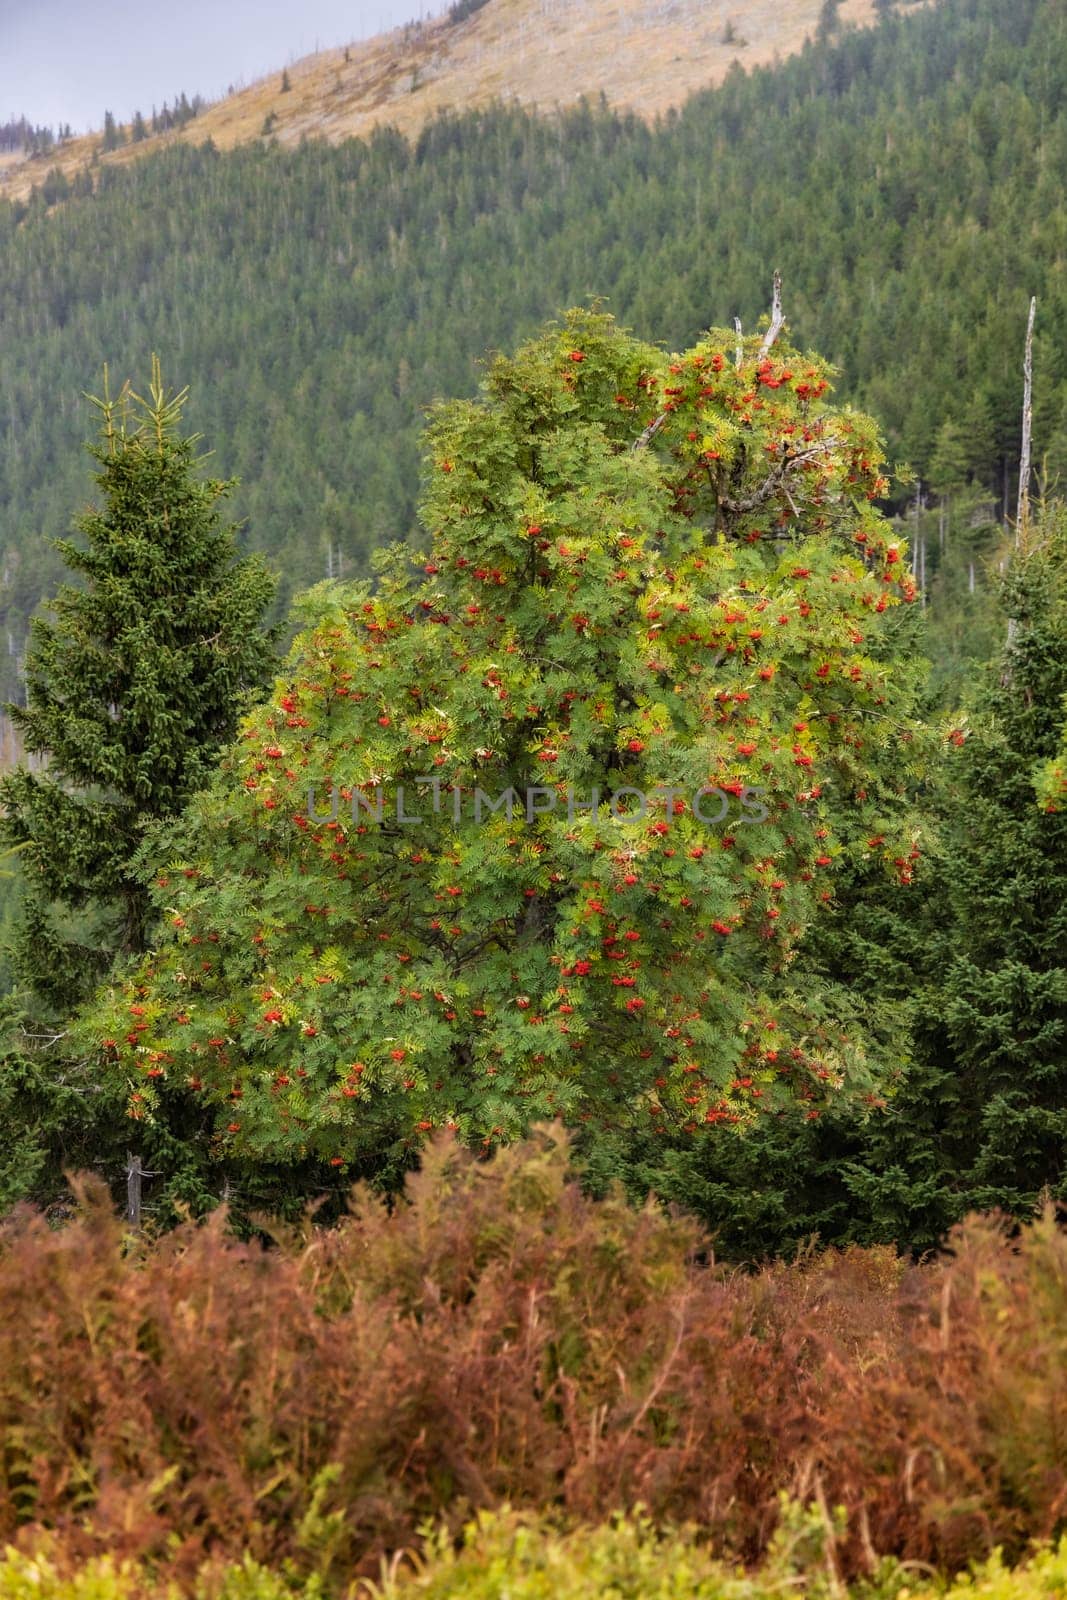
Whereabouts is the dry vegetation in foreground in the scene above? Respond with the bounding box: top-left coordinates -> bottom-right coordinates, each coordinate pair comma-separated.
1,1127 -> 1066,1589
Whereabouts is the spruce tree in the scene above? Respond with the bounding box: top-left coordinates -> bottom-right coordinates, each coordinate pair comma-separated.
938,507 -> 1067,1210
0,361 -> 278,1016
101,111 -> 124,151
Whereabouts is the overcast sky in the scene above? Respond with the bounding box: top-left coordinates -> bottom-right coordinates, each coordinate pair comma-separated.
1,0 -> 445,133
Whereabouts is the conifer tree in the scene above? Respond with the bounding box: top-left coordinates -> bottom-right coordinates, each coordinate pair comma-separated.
101,111 -> 124,151
941,507 -> 1067,1209
816,0 -> 843,44
928,418 -> 972,499
0,362 -> 278,1015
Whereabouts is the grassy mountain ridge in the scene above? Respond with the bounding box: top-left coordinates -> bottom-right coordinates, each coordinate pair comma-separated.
0,0 -> 892,204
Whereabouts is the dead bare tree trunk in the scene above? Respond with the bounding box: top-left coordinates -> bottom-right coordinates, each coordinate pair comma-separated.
1017,295 -> 1036,547
126,1152 -> 144,1229
1006,295 -> 1037,669
758,270 -> 784,359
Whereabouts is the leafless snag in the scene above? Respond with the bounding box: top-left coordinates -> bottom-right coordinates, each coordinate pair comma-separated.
1017,294 -> 1036,547
126,1152 -> 144,1229
1005,295 -> 1037,671
125,1152 -> 160,1230
758,269 -> 785,358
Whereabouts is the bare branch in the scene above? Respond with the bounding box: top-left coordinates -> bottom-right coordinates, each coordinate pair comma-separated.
759,270 -> 785,359
631,412 -> 670,452
721,438 -> 839,517
1017,294 -> 1036,545
734,316 -> 744,370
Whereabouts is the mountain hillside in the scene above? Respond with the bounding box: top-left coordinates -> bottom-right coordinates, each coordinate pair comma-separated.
0,0 -> 1050,719
0,0 -> 887,202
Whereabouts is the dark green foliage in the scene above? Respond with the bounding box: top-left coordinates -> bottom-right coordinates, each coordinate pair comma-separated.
101,111 -> 124,152
0,364 -> 278,1006
39,167 -> 71,207
0,370 -> 279,1218
448,0 -> 493,23
816,0 -> 843,42
937,510 -> 1067,1209
0,990 -> 130,1216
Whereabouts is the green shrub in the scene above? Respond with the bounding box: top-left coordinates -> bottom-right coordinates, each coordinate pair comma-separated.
0,1548 -> 319,1598
365,1502 -> 842,1599
367,1517 -> 1067,1600
4,1513 -> 1067,1600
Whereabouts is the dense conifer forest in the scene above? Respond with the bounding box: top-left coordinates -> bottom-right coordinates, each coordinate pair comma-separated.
1,0 -> 1063,700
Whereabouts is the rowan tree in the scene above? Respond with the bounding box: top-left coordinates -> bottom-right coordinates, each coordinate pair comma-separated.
84,309 -> 929,1174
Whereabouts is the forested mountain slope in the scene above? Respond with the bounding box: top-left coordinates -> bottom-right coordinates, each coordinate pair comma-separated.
0,0 -> 888,205
0,0 -> 1061,703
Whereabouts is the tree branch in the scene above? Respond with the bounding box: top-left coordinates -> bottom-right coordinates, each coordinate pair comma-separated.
720,438 -> 838,517
632,412 -> 670,451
